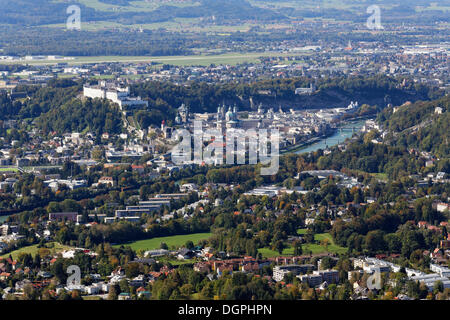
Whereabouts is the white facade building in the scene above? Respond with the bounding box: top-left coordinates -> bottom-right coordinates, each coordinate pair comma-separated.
83,81 -> 148,110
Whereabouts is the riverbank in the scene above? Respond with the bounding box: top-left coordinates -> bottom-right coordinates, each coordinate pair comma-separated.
282,131 -> 336,154
282,119 -> 368,155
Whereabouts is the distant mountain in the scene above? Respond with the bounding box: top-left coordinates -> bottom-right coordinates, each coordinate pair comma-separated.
1,0 -> 448,26
0,0 -> 286,26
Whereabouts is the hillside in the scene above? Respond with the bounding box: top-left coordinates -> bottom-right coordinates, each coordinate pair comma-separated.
1,0 -> 448,26
379,96 -> 450,158
0,76 -> 443,133
313,96 -> 449,180
0,0 -> 284,26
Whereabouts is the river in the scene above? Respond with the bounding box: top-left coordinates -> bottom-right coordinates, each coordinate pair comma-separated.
293,119 -> 367,155
0,119 -> 366,223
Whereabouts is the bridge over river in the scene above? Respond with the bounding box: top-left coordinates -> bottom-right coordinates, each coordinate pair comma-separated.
294,119 -> 366,155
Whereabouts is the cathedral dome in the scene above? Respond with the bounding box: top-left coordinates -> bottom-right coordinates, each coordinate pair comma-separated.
225,108 -> 234,122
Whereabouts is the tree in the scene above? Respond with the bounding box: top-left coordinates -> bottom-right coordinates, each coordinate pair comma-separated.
200,282 -> 214,299
185,240 -> 194,250
51,260 -> 67,283
119,278 -> 129,294
273,240 -> 286,255
108,286 -> 118,300
22,284 -> 39,300
320,238 -> 330,252
434,281 -> 444,295
293,241 -> 303,256
71,290 -> 82,300
305,229 -> 314,244
160,242 -> 168,250
180,284 -> 194,297
364,230 -> 386,254
125,262 -> 141,279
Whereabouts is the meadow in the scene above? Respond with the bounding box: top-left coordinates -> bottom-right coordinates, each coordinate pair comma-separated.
1,242 -> 74,260
114,233 -> 213,251
0,52 -> 301,67
258,229 -> 347,258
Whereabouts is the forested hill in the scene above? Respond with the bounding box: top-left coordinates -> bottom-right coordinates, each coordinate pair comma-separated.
0,76 -> 444,134
131,75 -> 442,117
0,0 -> 282,26
1,0 -> 447,26
378,96 -> 449,158
34,98 -> 123,136
311,96 -> 449,181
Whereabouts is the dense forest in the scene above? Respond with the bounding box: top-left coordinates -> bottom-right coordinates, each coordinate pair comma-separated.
0,0 -> 283,26
0,27 -> 193,57
34,98 -> 123,136
0,0 -> 446,26
378,96 -> 450,158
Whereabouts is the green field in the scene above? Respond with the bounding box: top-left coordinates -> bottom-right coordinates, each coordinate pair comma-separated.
0,167 -> 18,172
44,17 -> 256,34
372,172 -> 388,182
54,0 -> 200,12
0,52 -> 307,67
258,230 -> 347,258
157,256 -> 196,266
416,3 -> 450,12
114,233 -> 212,251
82,295 -> 103,300
2,242 -> 74,260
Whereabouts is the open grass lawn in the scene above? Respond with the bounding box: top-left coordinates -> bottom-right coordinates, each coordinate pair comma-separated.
1,242 -> 74,260
258,247 -> 295,258
190,293 -> 202,300
157,257 -> 196,266
82,295 -> 103,300
114,233 -> 212,252
258,230 -> 347,258
0,52 -> 308,67
0,167 -> 18,172
372,172 -> 388,182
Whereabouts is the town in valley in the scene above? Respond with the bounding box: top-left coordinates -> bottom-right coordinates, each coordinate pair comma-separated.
0,0 -> 448,303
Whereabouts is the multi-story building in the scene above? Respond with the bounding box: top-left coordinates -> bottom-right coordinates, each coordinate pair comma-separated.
298,274 -> 323,287
273,264 -> 315,282
313,270 -> 340,284
83,81 -> 148,110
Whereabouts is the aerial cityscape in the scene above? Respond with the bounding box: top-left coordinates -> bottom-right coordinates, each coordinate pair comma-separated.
0,0 -> 449,310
